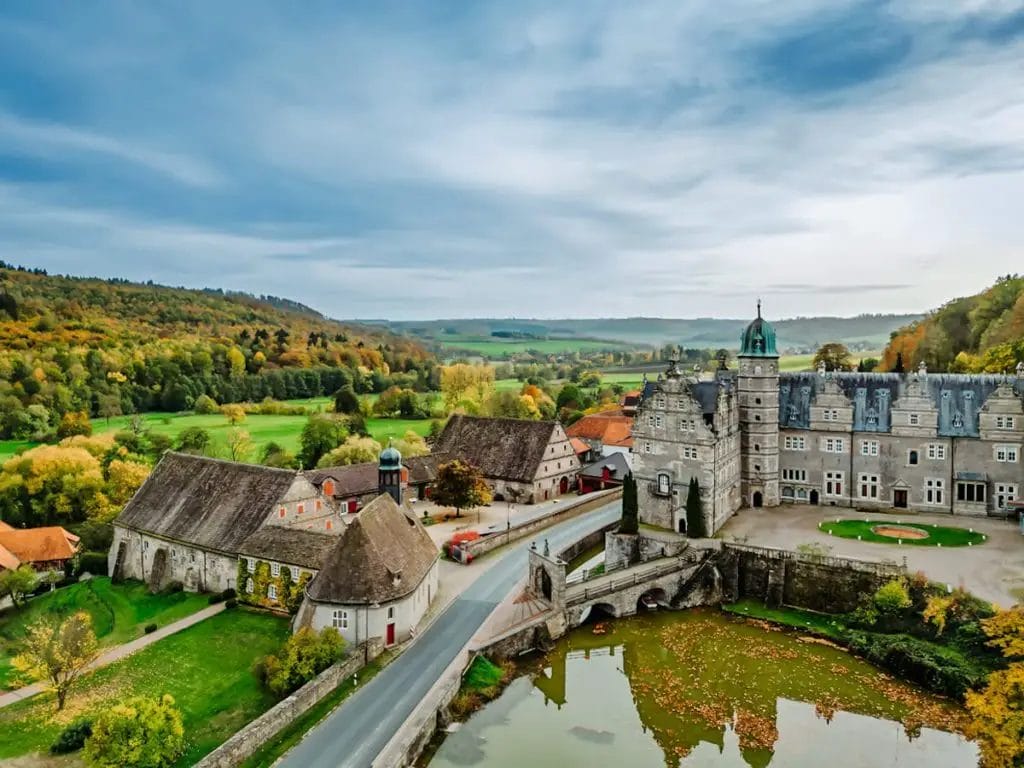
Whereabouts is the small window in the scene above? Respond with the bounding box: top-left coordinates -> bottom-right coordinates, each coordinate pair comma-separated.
657,473 -> 670,495
245,578 -> 254,594
755,397 -> 762,405
908,450 -> 919,466
909,413 -> 920,426
268,584 -> 277,600
325,519 -> 333,531
332,609 -> 348,629
297,504 -> 305,515
278,507 -> 286,518
271,562 -> 280,577
316,500 -> 322,511
247,558 -> 256,573
387,606 -> 395,620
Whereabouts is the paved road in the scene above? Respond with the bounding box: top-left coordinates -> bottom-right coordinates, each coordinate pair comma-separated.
279,500 -> 620,768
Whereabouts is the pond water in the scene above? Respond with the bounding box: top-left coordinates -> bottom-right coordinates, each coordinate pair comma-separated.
428,610 -> 977,768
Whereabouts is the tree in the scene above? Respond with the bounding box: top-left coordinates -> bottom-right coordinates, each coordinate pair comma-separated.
873,579 -> 912,614
12,612 -> 99,710
261,441 -> 299,469
175,426 -> 210,454
0,563 -> 39,608
685,477 -> 705,538
298,414 -> 349,469
193,394 -> 219,414
57,411 -> 93,439
255,627 -> 345,697
966,605 -> 1024,768
84,694 -> 184,768
812,343 -> 853,372
316,436 -> 382,468
333,386 -> 360,415
221,404 -> 246,425
433,460 -> 492,517
619,472 -> 638,534
981,606 -> 1024,663
225,428 -> 253,462
392,430 -> 429,458
97,394 -> 122,425
440,364 -> 495,411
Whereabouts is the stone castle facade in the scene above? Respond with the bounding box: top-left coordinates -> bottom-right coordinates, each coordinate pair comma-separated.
632,306 -> 1024,536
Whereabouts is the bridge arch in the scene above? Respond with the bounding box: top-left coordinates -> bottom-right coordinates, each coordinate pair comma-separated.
637,587 -> 668,612
578,602 -> 618,625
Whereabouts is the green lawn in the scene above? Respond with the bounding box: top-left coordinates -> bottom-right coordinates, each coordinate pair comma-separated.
364,418 -> 432,443
819,519 -> 988,547
0,578 -> 209,690
441,337 -> 630,358
779,354 -> 815,372
0,607 -> 289,765
723,599 -> 846,639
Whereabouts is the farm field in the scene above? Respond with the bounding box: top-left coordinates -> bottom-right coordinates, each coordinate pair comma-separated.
440,337 -> 631,358
0,397 -> 432,465
0,578 -> 209,690
0,607 -> 289,765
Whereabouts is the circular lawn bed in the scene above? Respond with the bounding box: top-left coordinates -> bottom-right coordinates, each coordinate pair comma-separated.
818,519 -> 988,546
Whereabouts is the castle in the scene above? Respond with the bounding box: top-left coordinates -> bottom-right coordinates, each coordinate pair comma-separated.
632,305 -> 1024,536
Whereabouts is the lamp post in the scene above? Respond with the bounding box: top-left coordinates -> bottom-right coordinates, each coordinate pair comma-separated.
507,504 -> 514,544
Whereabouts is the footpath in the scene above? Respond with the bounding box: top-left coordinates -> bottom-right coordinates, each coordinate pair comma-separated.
0,602 -> 224,709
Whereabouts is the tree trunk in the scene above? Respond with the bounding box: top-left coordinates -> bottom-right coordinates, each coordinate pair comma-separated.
56,685 -> 66,711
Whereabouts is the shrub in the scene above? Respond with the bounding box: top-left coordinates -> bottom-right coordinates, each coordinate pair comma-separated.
222,588 -> 236,600
50,720 -> 92,754
225,598 -> 238,609
845,632 -> 984,698
159,581 -> 183,596
256,627 -> 345,697
873,579 -> 912,614
193,394 -> 219,414
77,552 -> 109,576
208,593 -> 224,605
84,694 -> 184,768
144,623 -> 157,634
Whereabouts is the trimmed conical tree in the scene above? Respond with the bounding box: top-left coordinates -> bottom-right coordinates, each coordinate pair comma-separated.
619,472 -> 639,534
685,477 -> 706,538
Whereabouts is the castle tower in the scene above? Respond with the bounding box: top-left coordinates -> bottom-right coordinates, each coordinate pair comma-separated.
378,442 -> 405,504
737,301 -> 780,508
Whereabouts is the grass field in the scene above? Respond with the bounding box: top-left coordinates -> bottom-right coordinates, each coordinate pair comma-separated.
0,578 -> 209,690
0,607 -> 289,764
819,519 -> 988,547
0,396 -> 432,465
441,337 -> 630,358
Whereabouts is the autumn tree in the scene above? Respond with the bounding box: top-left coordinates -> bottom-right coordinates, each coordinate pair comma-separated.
619,472 -> 638,534
392,430 -> 429,458
225,428 -> 253,463
433,460 -> 492,517
84,694 -> 184,768
966,605 -> 1024,768
255,627 -> 345,697
316,436 -> 382,468
812,343 -> 853,372
13,612 -> 99,710
193,394 -> 219,414
440,364 -> 495,411
97,394 -> 122,425
57,411 -> 93,439
0,563 -> 39,608
221,403 -> 246,425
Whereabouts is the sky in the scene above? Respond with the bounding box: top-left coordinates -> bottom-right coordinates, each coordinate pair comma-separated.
1,1 -> 1023,321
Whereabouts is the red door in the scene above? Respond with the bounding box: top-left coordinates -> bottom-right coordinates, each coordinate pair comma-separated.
386,622 -> 396,646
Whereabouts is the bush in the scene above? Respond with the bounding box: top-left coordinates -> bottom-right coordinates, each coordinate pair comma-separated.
144,623 -> 157,634
873,579 -> 912,614
845,632 -> 985,698
84,694 -> 184,768
256,627 -> 345,697
222,588 -> 236,600
77,552 -> 109,577
193,394 -> 219,415
208,593 -> 224,605
50,720 -> 93,754
159,581 -> 183,596
225,598 -> 238,609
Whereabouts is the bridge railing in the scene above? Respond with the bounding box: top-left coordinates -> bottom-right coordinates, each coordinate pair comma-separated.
566,556 -> 692,604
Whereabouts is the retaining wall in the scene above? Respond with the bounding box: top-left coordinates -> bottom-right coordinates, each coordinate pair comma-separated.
459,489 -> 622,561
195,639 -> 384,768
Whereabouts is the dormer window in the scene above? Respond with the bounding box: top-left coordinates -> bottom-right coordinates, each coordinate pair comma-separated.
323,480 -> 334,496
909,413 -> 920,426
996,416 -> 1015,429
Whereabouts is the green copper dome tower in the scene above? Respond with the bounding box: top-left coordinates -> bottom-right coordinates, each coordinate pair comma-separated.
739,300 -> 778,357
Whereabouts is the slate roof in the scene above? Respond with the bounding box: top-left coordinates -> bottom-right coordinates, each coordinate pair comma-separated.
435,415 -> 559,483
641,379 -> 725,415
579,452 -> 631,481
237,527 -> 338,570
306,493 -> 438,605
309,454 -> 443,497
114,452 -> 299,555
0,526 -> 80,568
779,372 -> 1022,436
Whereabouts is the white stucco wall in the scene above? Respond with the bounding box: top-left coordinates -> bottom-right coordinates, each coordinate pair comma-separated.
110,526 -> 237,593
307,559 -> 440,647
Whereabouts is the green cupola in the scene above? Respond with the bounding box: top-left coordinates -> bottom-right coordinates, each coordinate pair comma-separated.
739,301 -> 778,357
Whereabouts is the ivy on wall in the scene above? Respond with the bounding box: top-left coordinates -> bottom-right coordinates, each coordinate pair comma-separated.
236,557 -> 312,614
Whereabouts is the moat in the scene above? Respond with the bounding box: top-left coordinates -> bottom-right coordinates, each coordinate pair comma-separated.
429,610 -> 977,768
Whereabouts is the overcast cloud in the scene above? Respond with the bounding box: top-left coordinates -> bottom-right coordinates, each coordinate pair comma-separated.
1,1 -> 1022,320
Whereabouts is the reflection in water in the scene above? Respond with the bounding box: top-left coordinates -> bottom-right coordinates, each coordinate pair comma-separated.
429,610 -> 977,768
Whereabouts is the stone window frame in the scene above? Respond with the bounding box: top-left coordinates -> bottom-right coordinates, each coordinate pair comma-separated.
858,473 -> 880,499
821,437 -> 845,454
656,472 -> 671,496
926,443 -> 947,461
824,471 -> 844,497
995,483 -> 1018,508
860,440 -> 879,457
956,481 -> 986,503
781,468 -> 806,482
909,413 -> 920,426
267,584 -> 277,601
332,609 -> 348,629
994,444 -> 1020,463
271,562 -> 280,578
996,416 -> 1015,429
783,436 -> 806,451
907,449 -> 919,466
245,577 -> 254,594
924,478 -> 945,505
247,557 -> 256,573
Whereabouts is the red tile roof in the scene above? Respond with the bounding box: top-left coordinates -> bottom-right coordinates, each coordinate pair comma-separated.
0,526 -> 80,569
565,413 -> 634,448
569,438 -> 590,456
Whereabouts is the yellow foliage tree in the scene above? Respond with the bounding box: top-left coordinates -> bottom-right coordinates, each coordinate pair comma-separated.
441,364 -> 495,411
982,605 -> 1024,660
12,611 -> 99,711
393,430 -> 430,458
221,403 -> 246,425
965,604 -> 1024,767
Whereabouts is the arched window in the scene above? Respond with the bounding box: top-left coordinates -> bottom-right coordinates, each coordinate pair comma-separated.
908,450 -> 919,466
245,578 -> 254,594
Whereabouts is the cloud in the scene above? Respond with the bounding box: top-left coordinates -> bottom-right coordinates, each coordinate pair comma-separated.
0,1 -> 1022,320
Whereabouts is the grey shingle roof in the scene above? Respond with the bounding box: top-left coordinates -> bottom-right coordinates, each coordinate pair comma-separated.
237,527 -> 339,570
579,452 -> 631,481
306,494 -> 438,605
434,415 -> 558,483
308,455 -> 443,497
114,452 -> 298,554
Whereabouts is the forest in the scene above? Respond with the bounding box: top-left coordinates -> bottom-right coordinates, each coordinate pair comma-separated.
882,275 -> 1024,372
0,265 -> 437,441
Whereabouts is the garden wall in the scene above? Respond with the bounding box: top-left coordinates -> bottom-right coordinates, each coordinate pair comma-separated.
195,638 -> 385,768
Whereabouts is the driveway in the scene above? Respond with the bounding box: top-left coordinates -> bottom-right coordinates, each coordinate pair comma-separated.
278,499 -> 621,768
719,505 -> 1024,606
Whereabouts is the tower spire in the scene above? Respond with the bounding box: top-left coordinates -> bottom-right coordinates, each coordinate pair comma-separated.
757,298 -> 762,319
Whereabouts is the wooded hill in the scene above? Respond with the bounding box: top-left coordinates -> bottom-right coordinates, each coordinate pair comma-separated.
0,265 -> 435,440
882,275 -> 1024,373
378,313 -> 920,353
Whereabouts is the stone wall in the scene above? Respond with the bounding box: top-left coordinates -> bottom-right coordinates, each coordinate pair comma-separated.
195,639 -> 384,768
556,522 -> 617,564
458,488 -> 621,561
718,542 -> 904,613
